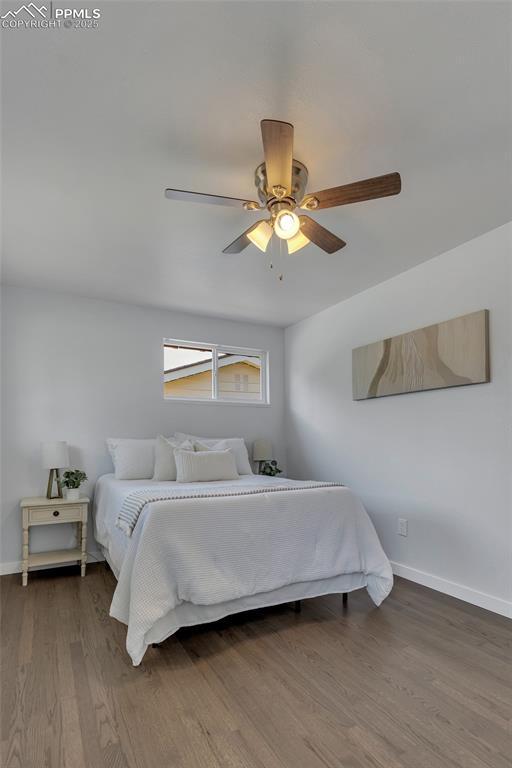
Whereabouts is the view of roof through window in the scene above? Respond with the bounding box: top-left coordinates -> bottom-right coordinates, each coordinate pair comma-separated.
164,345 -> 229,373
163,343 -> 265,402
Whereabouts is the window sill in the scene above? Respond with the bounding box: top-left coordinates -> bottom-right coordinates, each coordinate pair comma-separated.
163,397 -> 271,407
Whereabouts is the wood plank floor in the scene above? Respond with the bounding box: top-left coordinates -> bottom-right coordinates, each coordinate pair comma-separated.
1,565 -> 511,768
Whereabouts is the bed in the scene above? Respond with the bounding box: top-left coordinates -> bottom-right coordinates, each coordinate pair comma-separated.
94,473 -> 393,665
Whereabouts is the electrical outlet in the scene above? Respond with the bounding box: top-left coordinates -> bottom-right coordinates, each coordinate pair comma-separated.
397,518 -> 408,537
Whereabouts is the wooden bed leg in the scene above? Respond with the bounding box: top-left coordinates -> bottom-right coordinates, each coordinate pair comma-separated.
293,600 -> 302,613
342,592 -> 348,606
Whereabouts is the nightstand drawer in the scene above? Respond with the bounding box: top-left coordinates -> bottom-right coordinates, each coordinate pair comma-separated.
28,505 -> 84,524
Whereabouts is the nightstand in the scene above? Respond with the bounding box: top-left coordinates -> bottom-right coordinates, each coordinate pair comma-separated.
20,497 -> 90,586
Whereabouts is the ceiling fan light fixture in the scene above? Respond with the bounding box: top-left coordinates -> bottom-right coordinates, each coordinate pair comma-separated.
247,220 -> 273,252
274,210 -> 300,240
286,230 -> 310,254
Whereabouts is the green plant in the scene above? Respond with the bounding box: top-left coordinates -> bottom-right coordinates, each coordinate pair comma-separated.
59,469 -> 88,489
260,460 -> 282,477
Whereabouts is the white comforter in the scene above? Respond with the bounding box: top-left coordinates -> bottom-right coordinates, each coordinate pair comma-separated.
95,474 -> 393,665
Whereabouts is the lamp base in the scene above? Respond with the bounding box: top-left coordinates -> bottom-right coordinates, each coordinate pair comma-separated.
46,468 -> 63,500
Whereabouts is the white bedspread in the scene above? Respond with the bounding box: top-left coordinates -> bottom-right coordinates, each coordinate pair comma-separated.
94,474 -> 393,665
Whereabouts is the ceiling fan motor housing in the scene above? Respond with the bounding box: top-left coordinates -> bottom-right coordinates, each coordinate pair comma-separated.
255,159 -> 309,209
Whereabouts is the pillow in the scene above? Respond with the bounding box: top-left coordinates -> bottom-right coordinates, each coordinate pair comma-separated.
106,438 -> 155,480
174,448 -> 239,483
174,433 -> 253,475
152,435 -> 194,481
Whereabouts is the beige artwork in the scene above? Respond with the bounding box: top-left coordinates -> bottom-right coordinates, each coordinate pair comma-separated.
352,310 -> 490,400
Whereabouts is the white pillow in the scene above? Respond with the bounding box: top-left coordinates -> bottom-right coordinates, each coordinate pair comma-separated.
106,438 -> 155,480
152,435 -> 194,481
174,448 -> 239,483
174,433 -> 253,475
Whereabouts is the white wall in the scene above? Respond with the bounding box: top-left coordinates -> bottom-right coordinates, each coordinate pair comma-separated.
285,223 -> 512,616
0,286 -> 285,571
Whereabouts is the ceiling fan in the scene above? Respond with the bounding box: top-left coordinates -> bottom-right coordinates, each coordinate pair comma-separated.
165,120 -> 401,256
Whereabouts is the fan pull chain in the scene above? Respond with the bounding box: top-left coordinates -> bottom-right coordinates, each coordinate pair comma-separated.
267,234 -> 284,281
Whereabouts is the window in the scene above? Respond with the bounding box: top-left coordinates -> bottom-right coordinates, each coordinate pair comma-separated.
163,339 -> 269,404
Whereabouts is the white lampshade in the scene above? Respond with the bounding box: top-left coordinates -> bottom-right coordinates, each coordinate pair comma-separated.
253,439 -> 272,462
41,441 -> 69,469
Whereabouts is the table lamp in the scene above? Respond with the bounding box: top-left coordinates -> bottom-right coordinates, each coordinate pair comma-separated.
42,441 -> 69,499
252,439 -> 272,474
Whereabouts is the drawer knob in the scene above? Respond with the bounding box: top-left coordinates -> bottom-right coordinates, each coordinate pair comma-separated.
53,510 -> 60,517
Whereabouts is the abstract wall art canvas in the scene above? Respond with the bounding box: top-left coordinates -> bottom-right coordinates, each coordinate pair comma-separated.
352,310 -> 489,400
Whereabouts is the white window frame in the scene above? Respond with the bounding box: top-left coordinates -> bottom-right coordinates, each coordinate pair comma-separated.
163,338 -> 270,406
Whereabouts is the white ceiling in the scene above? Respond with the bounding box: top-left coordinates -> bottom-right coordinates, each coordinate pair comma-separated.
2,1 -> 511,326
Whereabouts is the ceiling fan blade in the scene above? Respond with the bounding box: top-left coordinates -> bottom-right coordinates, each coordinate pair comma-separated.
165,188 -> 261,210
222,220 -> 272,254
301,172 -> 401,210
260,119 -> 294,198
299,216 -> 346,254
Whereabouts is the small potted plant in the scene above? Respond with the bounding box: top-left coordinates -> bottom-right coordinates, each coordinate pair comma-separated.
260,460 -> 283,477
59,469 -> 87,501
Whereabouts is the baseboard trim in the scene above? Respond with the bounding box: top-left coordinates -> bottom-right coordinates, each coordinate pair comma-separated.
2,554 -> 510,619
391,560 -> 512,619
0,551 -> 105,576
